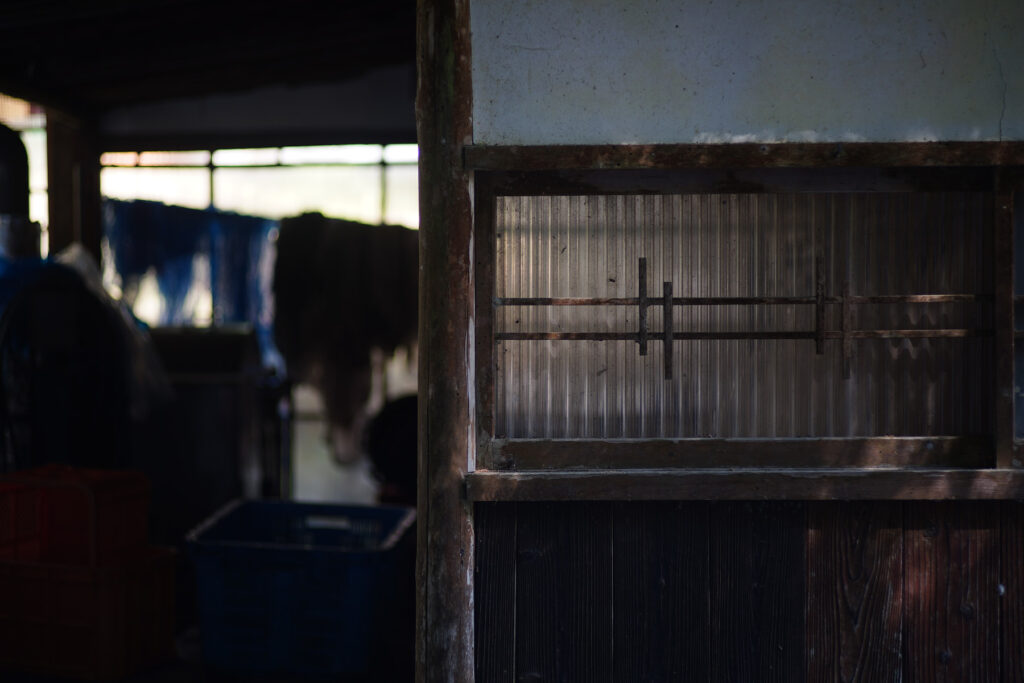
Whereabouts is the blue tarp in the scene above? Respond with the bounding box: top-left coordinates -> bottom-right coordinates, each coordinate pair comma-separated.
102,199 -> 280,367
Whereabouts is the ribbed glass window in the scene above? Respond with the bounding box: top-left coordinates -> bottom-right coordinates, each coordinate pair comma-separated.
494,193 -> 992,439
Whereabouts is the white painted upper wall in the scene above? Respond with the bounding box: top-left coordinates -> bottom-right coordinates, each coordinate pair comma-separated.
471,0 -> 1023,145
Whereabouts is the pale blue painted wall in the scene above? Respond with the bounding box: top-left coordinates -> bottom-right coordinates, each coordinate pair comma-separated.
471,0 -> 1023,144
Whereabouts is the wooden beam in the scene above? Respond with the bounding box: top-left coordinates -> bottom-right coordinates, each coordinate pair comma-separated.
491,437 -> 993,470
465,469 -> 1024,502
465,142 -> 1024,171
99,129 -> 417,153
45,108 -> 102,262
416,0 -> 474,680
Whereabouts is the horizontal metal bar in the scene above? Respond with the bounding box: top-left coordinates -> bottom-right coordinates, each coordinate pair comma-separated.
497,297 -> 642,306
495,329 -> 990,342
497,332 -> 645,341
496,294 -> 988,307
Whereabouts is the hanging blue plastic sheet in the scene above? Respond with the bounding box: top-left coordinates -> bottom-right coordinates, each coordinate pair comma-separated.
102,199 -> 279,366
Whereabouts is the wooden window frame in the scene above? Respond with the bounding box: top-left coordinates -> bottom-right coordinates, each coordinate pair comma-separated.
466,143 -> 1024,501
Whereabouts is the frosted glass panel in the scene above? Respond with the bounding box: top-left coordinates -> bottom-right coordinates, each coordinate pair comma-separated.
494,193 -> 992,439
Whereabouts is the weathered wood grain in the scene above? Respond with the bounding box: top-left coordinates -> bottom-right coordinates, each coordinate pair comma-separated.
465,142 -> 1024,171
474,167 -> 999,201
493,437 -> 992,470
807,502 -> 902,683
475,175 -> 498,468
466,469 -> 1024,502
1003,502 -> 1024,683
710,502 -> 806,683
994,185 -> 1015,469
612,502 -> 711,682
475,503 -> 516,683
415,0 -> 475,680
905,502 -> 1000,682
515,503 -> 613,683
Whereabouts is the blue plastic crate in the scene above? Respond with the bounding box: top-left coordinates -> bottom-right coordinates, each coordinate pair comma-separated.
187,499 -> 415,678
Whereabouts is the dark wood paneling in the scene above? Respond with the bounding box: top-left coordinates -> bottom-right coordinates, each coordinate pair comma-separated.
516,503 -> 613,683
475,503 -> 516,683
474,501 -> 1018,682
905,502 -> 1001,682
1003,502 -> 1024,683
612,502 -> 710,682
807,502 -> 903,683
710,502 -> 806,683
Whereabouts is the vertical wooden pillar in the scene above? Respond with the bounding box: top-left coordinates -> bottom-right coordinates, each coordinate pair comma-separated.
46,108 -> 102,262
994,172 -> 1017,468
416,0 -> 475,680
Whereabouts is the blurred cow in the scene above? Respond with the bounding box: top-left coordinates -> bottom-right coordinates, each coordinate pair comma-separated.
273,213 -> 417,464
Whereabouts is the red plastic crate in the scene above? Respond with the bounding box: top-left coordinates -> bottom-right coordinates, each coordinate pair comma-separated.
0,546 -> 177,680
5,465 -> 150,566
0,481 -> 41,561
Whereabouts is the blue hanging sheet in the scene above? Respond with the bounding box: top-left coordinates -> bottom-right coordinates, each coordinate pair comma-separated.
102,199 -> 279,366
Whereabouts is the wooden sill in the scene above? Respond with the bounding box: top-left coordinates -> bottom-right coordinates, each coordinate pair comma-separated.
465,468 -> 1024,502
485,437 -> 992,470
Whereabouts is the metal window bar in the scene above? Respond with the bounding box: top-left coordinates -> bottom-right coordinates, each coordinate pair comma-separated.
494,257 -> 992,380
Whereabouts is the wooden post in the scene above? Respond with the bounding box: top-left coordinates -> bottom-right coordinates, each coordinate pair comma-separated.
416,0 -> 475,681
994,175 -> 1016,469
45,108 -> 101,262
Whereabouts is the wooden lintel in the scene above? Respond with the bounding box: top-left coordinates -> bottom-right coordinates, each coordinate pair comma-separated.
493,437 -> 992,470
466,469 -> 1024,502
99,129 -> 417,153
465,142 -> 1024,171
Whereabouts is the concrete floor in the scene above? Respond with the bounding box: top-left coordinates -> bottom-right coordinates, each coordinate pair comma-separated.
4,630 -> 386,682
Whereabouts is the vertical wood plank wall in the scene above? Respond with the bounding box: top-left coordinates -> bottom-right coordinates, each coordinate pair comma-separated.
476,501 -> 1024,682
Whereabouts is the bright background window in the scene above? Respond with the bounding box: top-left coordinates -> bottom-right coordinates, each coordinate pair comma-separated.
99,143 -> 419,228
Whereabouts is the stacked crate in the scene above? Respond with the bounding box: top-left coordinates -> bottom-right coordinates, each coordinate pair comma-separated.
0,465 -> 176,680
